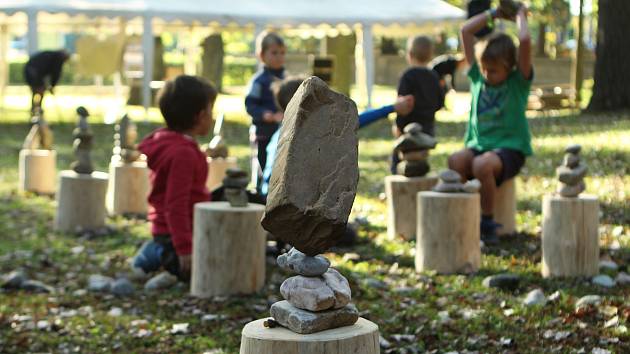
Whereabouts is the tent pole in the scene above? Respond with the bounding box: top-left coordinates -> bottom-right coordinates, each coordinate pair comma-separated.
0,23 -> 8,112
142,15 -> 154,119
362,24 -> 374,109
27,10 -> 38,55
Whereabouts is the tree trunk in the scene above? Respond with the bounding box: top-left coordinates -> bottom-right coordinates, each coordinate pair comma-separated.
536,22 -> 547,57
586,0 -> 630,111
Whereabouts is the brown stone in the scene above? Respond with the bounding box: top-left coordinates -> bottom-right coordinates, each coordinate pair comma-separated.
261,77 -> 359,256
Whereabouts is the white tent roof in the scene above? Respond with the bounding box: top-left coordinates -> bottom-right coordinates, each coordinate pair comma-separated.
0,0 -> 464,25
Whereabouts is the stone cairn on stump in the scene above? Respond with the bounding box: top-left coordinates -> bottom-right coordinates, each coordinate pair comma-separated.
433,169 -> 481,193
394,123 -> 437,177
22,107 -> 53,150
206,113 -> 228,159
223,168 -> 248,207
112,114 -> 141,163
556,144 -> 587,197
261,76 -> 360,334
70,107 -> 94,174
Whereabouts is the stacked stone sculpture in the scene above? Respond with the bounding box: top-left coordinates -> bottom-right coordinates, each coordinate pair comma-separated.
112,114 -> 140,163
556,144 -> 587,197
393,123 -> 437,177
70,107 -> 94,174
206,113 -> 228,158
262,76 -> 360,334
222,168 -> 248,207
433,169 -> 481,193
22,107 -> 53,150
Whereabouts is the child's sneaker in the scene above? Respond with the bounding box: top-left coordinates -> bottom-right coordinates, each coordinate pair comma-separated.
480,219 -> 502,246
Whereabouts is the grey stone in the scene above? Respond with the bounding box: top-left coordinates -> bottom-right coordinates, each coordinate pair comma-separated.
111,278 -> 135,296
400,150 -> 428,161
439,169 -> 462,184
557,164 -> 587,185
614,272 -> 630,285
261,76 -> 359,256
394,123 -> 437,152
575,295 -> 602,308
523,289 -> 547,306
207,135 -> 228,159
2,269 -> 26,289
592,274 -> 615,288
223,167 -> 248,207
565,144 -> 581,155
462,179 -> 481,193
224,188 -> 248,207
563,153 -> 580,168
396,160 -> 430,177
21,280 -> 54,293
70,106 -> 94,174
599,260 -> 619,272
144,272 -> 177,291
322,268 -> 351,309
277,247 -> 330,276
88,274 -> 114,292
270,300 -> 359,334
280,276 -> 335,311
222,176 -> 248,189
433,182 -> 463,193
482,273 -> 520,291
113,114 -> 141,163
558,181 -> 585,197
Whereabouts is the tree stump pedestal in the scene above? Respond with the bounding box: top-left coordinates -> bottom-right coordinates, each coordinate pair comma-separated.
239,318 -> 380,354
541,194 -> 599,278
206,157 -> 238,191
54,170 -> 109,232
385,175 -> 438,240
416,191 -> 481,274
191,202 -> 266,298
493,178 -> 517,236
106,159 -> 150,216
19,149 -> 57,195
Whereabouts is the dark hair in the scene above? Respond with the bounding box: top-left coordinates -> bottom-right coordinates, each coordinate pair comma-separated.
157,75 -> 217,132
479,33 -> 517,70
256,31 -> 285,55
272,76 -> 305,111
407,36 -> 433,63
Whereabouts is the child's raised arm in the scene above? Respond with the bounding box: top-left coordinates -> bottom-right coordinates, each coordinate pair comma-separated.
461,12 -> 492,65
516,6 -> 532,79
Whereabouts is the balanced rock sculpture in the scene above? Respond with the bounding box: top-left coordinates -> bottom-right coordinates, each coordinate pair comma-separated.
206,113 -> 228,158
262,76 -> 360,334
556,144 -> 586,197
70,107 -> 94,174
433,169 -> 481,193
223,168 -> 248,207
394,123 -> 437,177
113,114 -> 140,163
23,107 -> 53,150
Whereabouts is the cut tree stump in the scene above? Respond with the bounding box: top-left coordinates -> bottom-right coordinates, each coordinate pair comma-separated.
206,157 -> 238,191
19,149 -> 57,195
191,202 -> 266,298
54,170 -> 109,232
385,175 -> 438,241
106,159 -> 149,216
416,191 -> 480,274
239,317 -> 380,354
541,194 -> 599,278
493,178 -> 516,236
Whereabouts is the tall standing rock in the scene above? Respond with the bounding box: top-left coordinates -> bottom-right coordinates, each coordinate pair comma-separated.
261,76 -> 359,256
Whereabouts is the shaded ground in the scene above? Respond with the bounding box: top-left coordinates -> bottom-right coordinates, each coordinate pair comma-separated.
0,98 -> 629,353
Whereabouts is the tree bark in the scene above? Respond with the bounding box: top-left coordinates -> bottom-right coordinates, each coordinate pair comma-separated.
586,0 -> 630,111
536,22 -> 547,57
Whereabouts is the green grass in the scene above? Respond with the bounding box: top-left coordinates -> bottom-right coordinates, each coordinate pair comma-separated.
1,90 -> 629,353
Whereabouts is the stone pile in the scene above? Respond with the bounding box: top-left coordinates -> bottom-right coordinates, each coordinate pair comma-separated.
23,107 -> 53,150
393,123 -> 437,177
269,248 -> 358,334
433,169 -> 481,193
70,106 -> 94,174
207,113 -> 228,158
113,114 -> 141,163
261,76 -> 360,334
223,168 -> 248,207
556,144 -> 587,197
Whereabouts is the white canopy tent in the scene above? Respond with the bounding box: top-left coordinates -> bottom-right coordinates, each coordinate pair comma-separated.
0,0 -> 464,111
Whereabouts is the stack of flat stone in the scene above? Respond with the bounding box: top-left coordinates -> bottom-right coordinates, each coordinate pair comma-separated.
433,169 -> 481,193
207,113 -> 228,158
113,114 -> 141,163
70,106 -> 94,175
270,248 -> 358,334
222,168 -> 248,207
394,123 -> 437,177
556,144 -> 587,197
261,76 -> 360,334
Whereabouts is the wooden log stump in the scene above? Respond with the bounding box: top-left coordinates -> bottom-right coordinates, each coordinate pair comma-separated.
239,317 -> 380,354
18,149 -> 57,195
191,202 -> 266,298
541,194 -> 599,278
416,191 -> 480,274
54,170 -> 109,232
106,159 -> 150,216
206,157 -> 238,191
493,178 -> 516,236
385,175 -> 438,240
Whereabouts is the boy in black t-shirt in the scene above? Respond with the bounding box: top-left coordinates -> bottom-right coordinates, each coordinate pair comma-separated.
392,36 -> 444,173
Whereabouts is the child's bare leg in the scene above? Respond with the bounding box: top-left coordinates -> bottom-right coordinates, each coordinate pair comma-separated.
447,149 -> 474,182
471,152 -> 503,215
